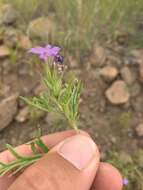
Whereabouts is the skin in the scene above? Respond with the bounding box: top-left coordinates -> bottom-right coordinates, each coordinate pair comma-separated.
0,130 -> 123,190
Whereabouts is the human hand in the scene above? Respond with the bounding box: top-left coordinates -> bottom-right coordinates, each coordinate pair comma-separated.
0,130 -> 123,190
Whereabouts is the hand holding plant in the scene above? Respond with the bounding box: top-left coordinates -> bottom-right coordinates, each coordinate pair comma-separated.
0,45 -> 123,190
0,44 -> 82,176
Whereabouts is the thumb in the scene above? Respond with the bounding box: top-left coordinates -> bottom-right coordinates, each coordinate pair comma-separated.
9,135 -> 100,190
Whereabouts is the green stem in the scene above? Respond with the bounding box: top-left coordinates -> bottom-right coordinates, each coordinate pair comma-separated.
51,96 -> 78,130
71,122 -> 78,131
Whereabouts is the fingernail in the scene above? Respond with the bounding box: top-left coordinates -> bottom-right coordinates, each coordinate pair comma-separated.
58,135 -> 96,170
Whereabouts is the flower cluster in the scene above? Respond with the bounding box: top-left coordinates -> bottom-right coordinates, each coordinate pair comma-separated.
29,44 -> 64,64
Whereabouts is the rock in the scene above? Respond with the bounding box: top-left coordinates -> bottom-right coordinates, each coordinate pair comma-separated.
116,32 -> 129,45
120,66 -> 136,85
129,83 -> 141,97
0,94 -> 18,131
0,45 -> 10,58
90,45 -> 107,66
4,30 -> 32,50
136,123 -> 143,137
100,66 -> 119,81
131,96 -> 143,113
15,107 -> 29,123
110,136 -> 117,144
106,55 -> 122,66
27,17 -> 55,41
123,56 -> 135,65
105,80 -> 130,105
130,49 -> 143,64
18,35 -> 32,50
4,28 -> 19,48
0,4 -> 18,25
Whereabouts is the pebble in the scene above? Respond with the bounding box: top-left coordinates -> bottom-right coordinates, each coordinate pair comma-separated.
120,66 -> 136,85
0,45 -> 10,58
105,80 -> 130,105
0,4 -> 18,25
15,106 -> 29,123
0,94 -> 18,131
100,66 -> 119,81
129,83 -> 141,97
90,45 -> 107,66
18,35 -> 32,50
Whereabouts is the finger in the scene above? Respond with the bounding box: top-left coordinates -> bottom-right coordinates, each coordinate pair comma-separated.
9,135 -> 100,190
0,130 -> 78,163
0,130 -> 80,190
91,162 -> 123,190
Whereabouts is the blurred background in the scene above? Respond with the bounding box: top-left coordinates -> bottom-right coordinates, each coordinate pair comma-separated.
0,0 -> 143,189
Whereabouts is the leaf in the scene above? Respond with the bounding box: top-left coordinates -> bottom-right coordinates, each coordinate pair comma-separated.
6,144 -> 23,160
29,142 -> 38,154
21,62 -> 83,131
0,153 -> 43,176
0,162 -> 6,167
35,138 -> 49,153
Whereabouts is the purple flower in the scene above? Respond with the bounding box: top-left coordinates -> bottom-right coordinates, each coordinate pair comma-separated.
29,45 -> 61,61
123,179 -> 129,186
55,55 -> 64,64
45,45 -> 61,56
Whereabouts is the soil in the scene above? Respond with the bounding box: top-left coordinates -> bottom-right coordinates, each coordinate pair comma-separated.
0,59 -> 142,157
0,4 -> 142,189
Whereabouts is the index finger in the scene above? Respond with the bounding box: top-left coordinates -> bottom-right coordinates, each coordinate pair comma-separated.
0,130 -> 77,190
0,130 -> 77,163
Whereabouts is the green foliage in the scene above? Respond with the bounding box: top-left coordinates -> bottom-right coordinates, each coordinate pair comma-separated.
51,0 -> 98,56
0,55 -> 82,176
22,64 -> 82,130
0,49 -> 82,176
107,150 -> 143,190
0,137 -> 48,176
2,0 -> 143,57
50,0 -> 143,56
1,0 -> 43,21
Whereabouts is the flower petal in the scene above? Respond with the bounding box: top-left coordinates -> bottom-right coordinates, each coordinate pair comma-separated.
29,47 -> 46,55
45,45 -> 61,56
123,179 -> 129,185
